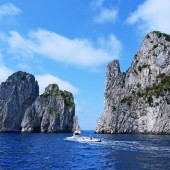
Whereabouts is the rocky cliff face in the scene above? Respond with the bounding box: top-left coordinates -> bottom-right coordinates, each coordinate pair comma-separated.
95,31 -> 170,134
72,115 -> 81,132
0,71 -> 39,131
21,84 -> 76,132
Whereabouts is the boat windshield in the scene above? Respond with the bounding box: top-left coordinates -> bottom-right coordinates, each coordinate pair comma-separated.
74,131 -> 81,135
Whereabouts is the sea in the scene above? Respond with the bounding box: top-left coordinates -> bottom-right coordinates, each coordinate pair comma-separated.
0,131 -> 169,170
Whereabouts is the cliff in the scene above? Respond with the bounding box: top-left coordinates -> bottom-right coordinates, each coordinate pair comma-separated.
21,84 -> 76,132
95,31 -> 170,134
0,71 -> 39,131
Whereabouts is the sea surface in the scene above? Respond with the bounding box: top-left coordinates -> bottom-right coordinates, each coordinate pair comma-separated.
0,131 -> 170,170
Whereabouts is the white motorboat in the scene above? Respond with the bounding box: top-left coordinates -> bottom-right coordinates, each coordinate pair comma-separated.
81,136 -> 102,142
66,131 -> 102,143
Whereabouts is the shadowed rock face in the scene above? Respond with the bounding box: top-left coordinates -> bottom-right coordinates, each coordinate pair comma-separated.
0,71 -> 39,131
21,84 -> 76,132
95,31 -> 170,134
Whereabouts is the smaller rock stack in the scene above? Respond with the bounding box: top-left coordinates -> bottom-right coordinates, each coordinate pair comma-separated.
21,84 -> 76,132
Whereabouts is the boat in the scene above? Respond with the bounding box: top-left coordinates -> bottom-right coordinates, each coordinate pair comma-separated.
66,131 -> 102,143
82,136 -> 102,142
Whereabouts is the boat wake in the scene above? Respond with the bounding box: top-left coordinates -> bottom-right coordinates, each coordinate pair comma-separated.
66,135 -> 170,154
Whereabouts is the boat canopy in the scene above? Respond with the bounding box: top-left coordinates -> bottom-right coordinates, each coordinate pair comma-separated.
74,130 -> 81,135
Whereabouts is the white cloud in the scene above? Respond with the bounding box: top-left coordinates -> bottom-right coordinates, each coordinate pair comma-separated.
0,53 -> 13,83
97,34 -> 121,58
35,74 -> 79,95
94,8 -> 118,23
0,52 -> 78,94
126,0 -> 170,34
8,31 -> 35,59
0,3 -> 21,19
91,0 -> 118,24
91,0 -> 104,9
7,29 -> 121,68
0,66 -> 13,83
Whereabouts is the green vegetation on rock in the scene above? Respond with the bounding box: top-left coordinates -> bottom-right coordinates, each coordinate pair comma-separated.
112,106 -> 116,112
40,91 -> 59,98
40,90 -> 71,99
120,96 -> 132,106
60,91 -> 71,100
40,90 -> 74,109
146,35 -> 150,39
163,33 -> 170,42
137,74 -> 170,105
153,44 -> 158,49
49,107 -> 57,116
21,74 -> 27,81
121,74 -> 170,107
147,96 -> 153,106
153,31 -> 170,42
61,91 -> 74,108
67,102 -> 74,109
153,31 -> 162,38
138,64 -> 150,72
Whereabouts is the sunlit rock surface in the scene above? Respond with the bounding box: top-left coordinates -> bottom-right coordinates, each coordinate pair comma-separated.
21,84 -> 76,132
95,31 -> 170,134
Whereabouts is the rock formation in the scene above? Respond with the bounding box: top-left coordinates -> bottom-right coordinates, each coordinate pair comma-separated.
0,71 -> 78,133
72,115 -> 81,132
21,84 -> 76,132
95,31 -> 170,134
0,71 -> 39,131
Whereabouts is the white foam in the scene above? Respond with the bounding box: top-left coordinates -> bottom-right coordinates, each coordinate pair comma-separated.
65,137 -> 170,153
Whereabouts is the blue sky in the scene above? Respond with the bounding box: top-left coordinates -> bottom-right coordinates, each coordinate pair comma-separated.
0,0 -> 170,130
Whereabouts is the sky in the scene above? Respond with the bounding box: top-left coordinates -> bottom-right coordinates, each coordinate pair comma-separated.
0,0 -> 170,130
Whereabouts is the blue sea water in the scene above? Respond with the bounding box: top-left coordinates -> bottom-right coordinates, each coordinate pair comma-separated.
0,131 -> 169,170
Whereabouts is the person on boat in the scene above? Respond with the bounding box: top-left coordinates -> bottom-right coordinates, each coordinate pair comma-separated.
89,135 -> 92,140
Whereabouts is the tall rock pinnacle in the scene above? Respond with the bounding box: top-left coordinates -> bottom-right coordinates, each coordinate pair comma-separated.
95,31 -> 170,134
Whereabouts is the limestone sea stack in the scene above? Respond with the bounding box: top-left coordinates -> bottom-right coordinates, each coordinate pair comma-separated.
95,31 -> 170,134
21,84 -> 76,132
0,71 -> 39,131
